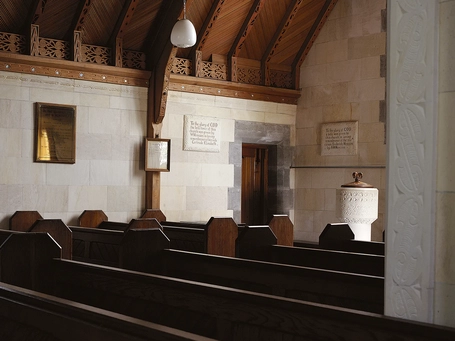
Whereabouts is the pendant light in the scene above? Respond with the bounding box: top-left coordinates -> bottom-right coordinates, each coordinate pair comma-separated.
170,0 -> 197,48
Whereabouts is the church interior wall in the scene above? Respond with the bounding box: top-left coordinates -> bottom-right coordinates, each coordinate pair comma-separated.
294,0 -> 387,242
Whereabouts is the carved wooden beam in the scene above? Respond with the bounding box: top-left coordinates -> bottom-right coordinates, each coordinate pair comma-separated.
65,0 -> 93,41
21,0 -> 47,35
73,31 -> 82,62
228,0 -> 264,59
227,0 -> 264,81
144,0 -> 182,210
261,0 -> 303,86
292,0 -> 338,89
189,0 -> 225,56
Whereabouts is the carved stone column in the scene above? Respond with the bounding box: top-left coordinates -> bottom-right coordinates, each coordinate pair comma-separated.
385,0 -> 438,323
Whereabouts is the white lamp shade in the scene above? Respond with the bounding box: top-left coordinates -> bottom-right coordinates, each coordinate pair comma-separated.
170,19 -> 197,48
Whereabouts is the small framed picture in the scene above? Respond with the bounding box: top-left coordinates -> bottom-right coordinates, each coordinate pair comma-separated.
34,102 -> 76,164
145,138 -> 170,172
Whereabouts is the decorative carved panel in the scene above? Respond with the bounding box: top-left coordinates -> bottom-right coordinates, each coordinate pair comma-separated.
386,0 -> 437,323
0,32 -> 26,54
269,69 -> 293,89
39,38 -> 70,59
201,61 -> 226,80
172,57 -> 192,75
237,66 -> 261,85
123,50 -> 146,70
82,44 -> 111,65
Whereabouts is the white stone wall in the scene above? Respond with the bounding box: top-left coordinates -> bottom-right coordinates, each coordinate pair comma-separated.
435,0 -> 455,328
160,90 -> 296,222
294,0 -> 387,242
0,72 -> 147,228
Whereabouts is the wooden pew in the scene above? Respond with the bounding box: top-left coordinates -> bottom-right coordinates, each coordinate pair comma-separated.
71,222 -> 169,269
0,282 -> 215,341
160,217 -> 238,257
236,224 -> 384,276
78,209 -> 108,228
317,223 -> 385,255
154,248 -> 384,313
9,210 -> 43,231
3,233 -> 455,341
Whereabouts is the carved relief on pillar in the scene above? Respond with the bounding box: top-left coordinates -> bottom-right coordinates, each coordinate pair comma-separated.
387,0 -> 437,323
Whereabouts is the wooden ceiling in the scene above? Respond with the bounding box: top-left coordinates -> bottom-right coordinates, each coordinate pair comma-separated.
0,0 -> 337,118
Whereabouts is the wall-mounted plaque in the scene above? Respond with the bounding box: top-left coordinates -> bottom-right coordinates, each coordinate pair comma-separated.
321,121 -> 358,156
34,102 -> 76,164
145,138 -> 170,172
183,115 -> 221,152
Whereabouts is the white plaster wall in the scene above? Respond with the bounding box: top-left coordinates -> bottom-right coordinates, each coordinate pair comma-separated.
295,0 -> 387,242
0,71 -> 147,228
434,0 -> 455,328
161,90 -> 296,222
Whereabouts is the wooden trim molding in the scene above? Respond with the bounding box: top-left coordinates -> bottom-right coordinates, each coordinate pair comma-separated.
169,73 -> 300,104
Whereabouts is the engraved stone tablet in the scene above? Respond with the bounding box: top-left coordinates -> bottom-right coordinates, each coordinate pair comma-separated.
321,121 -> 358,156
183,115 -> 221,152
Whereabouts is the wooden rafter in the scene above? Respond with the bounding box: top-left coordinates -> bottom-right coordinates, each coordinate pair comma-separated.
261,0 -> 304,85
228,0 -> 264,59
64,0 -> 93,40
109,0 -> 139,45
293,0 -> 338,68
292,0 -> 338,88
190,0 -> 226,55
21,0 -> 47,34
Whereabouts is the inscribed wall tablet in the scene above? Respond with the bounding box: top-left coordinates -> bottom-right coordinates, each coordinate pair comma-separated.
321,121 -> 358,156
183,115 -> 221,152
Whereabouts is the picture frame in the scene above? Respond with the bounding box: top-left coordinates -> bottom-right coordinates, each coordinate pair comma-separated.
34,102 -> 76,164
145,138 -> 171,172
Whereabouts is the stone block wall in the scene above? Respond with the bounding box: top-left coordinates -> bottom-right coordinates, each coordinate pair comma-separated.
294,0 -> 387,242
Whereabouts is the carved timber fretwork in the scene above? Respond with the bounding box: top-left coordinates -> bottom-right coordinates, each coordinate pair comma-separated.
73,31 -> 82,62
39,38 -> 69,59
172,57 -> 192,75
30,25 -> 39,56
201,61 -> 226,80
269,69 -> 293,89
0,33 -> 26,54
237,66 -> 261,85
82,45 -> 111,65
123,50 -> 146,70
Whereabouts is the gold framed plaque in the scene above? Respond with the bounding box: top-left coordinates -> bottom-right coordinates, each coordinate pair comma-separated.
34,102 -> 76,164
145,138 -> 170,172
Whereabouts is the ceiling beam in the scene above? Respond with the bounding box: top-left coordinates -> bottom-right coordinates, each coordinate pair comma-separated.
189,0 -> 226,56
64,0 -> 93,41
228,0 -> 264,59
292,0 -> 338,88
21,0 -> 47,35
108,0 -> 139,46
261,0 -> 304,85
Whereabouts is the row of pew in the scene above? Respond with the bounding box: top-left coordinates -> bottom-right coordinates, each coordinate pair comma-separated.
1,231 -> 454,340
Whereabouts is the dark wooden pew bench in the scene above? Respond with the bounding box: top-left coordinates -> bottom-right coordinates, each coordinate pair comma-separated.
160,217 -> 238,257
2,233 -> 455,341
0,282 -> 215,341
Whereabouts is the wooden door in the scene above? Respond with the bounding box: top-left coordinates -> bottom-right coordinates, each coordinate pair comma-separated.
241,144 -> 268,224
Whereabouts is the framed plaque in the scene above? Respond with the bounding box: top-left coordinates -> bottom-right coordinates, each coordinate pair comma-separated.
34,102 -> 76,164
145,138 -> 170,172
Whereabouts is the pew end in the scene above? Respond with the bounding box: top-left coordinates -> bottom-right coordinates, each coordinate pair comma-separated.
78,210 -> 108,228
268,214 -> 294,246
9,210 -> 43,232
141,209 -> 167,222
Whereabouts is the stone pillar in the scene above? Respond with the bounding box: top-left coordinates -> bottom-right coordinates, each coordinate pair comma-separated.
385,0 -> 438,323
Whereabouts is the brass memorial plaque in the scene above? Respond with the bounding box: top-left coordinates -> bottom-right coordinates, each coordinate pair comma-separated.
34,102 -> 76,164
